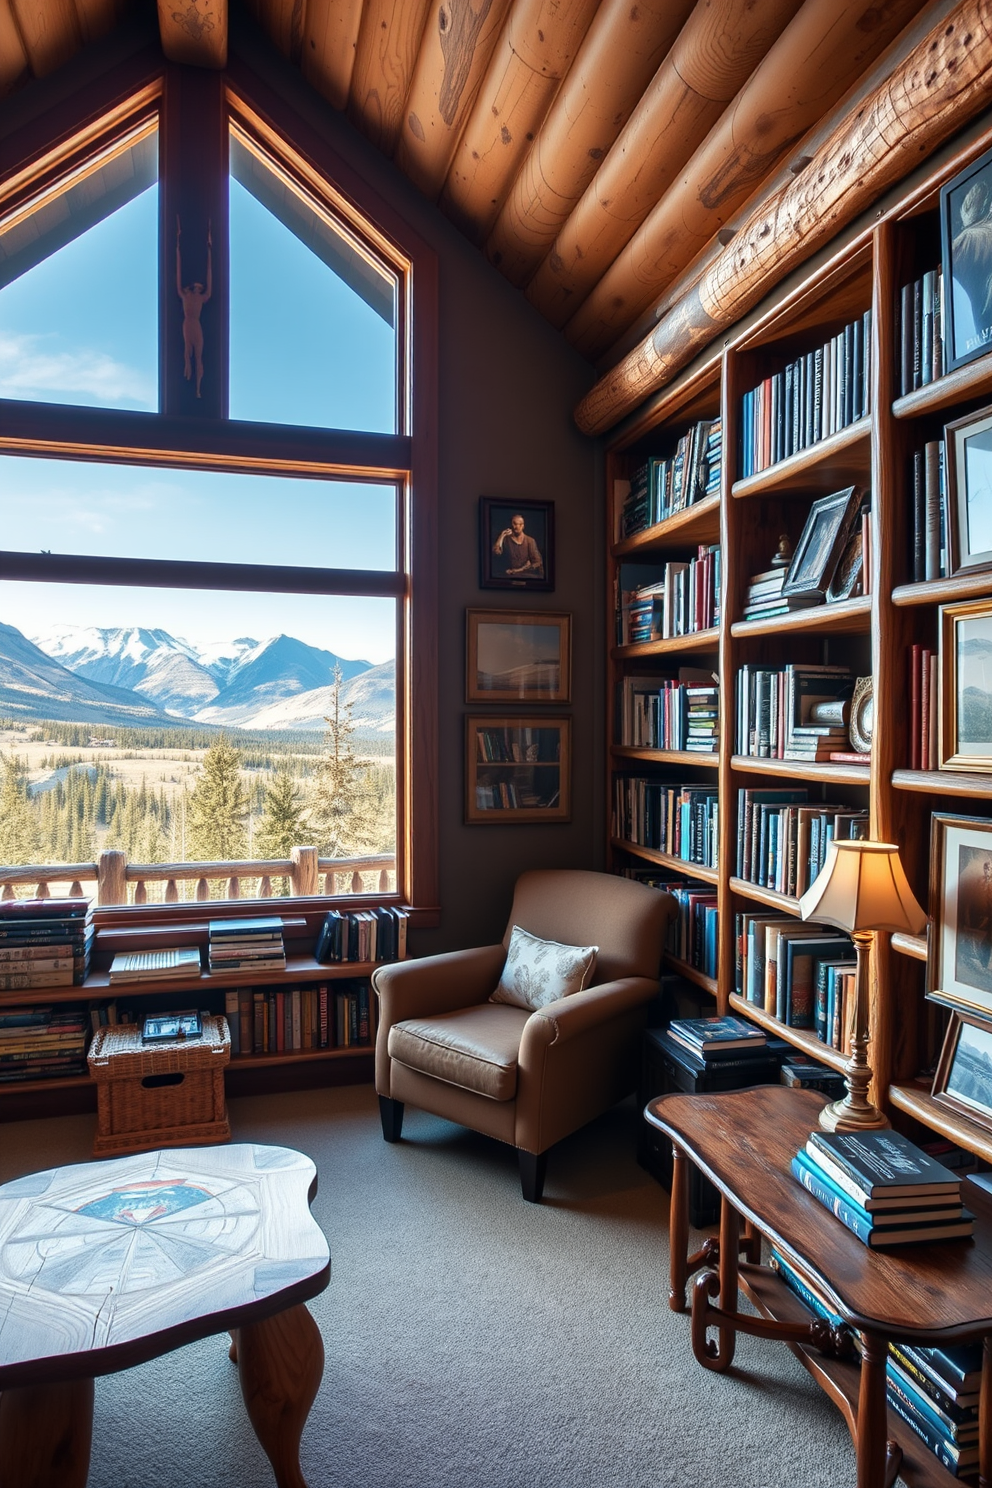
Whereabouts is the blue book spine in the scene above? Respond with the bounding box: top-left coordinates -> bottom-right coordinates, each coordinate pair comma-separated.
791,1153 -> 874,1243
886,1390 -> 974,1475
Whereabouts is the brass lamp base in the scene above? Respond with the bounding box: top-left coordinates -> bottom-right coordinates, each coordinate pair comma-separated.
818,1095 -> 890,1133
817,931 -> 889,1133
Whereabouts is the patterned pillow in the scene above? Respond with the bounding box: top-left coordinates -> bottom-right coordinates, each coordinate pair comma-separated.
490,925 -> 598,1012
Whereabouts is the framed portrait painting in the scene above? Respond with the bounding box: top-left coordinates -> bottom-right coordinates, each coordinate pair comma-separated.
928,812 -> 992,1016
939,598 -> 992,772
466,610 -> 571,703
480,498 -> 554,591
945,405 -> 992,576
941,143 -> 992,372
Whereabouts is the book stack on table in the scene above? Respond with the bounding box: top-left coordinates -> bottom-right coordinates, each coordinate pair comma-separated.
887,1340 -> 981,1479
666,1014 -> 770,1065
208,917 -> 286,976
0,1006 -> 90,1083
0,898 -> 93,990
791,1130 -> 974,1249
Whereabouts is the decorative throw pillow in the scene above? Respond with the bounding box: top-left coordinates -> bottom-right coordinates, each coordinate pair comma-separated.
490,924 -> 598,1012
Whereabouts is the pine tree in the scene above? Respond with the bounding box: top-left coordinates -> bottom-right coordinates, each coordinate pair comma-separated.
256,766 -> 306,859
186,735 -> 248,862
0,755 -> 42,865
307,666 -> 374,857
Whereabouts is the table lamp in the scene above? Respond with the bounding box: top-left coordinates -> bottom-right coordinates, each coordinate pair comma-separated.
798,840 -> 926,1132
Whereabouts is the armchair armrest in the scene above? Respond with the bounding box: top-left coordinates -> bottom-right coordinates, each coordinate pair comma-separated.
373,944 -> 506,1092
519,976 -> 659,1055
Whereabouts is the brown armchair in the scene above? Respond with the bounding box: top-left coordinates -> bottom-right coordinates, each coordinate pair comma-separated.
372,869 -> 675,1201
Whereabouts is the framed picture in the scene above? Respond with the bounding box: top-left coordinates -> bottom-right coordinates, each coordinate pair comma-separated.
825,528 -> 864,602
466,610 -> 571,703
939,598 -> 992,772
782,486 -> 861,602
480,498 -> 554,591
928,811 -> 992,1016
932,1008 -> 992,1135
466,715 -> 570,823
941,143 -> 992,372
944,405 -> 992,575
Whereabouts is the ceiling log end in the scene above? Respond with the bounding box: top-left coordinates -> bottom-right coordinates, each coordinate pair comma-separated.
157,0 -> 228,68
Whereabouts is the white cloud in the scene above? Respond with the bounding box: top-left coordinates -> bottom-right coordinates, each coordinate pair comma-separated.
0,331 -> 155,407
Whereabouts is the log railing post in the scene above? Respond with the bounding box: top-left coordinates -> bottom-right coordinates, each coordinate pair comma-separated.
97,850 -> 128,907
290,846 -> 319,897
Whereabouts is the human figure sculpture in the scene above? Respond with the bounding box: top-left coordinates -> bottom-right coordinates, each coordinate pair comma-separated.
176,216 -> 212,398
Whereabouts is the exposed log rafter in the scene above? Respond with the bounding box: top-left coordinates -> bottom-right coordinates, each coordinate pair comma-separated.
157,0 -> 228,68
348,0 -> 433,155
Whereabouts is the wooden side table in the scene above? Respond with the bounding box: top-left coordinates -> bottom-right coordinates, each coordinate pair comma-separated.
0,1142 -> 330,1488
646,1086 -> 992,1488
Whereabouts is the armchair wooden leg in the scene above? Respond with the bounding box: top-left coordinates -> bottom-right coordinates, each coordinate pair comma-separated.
519,1149 -> 547,1203
379,1096 -> 404,1142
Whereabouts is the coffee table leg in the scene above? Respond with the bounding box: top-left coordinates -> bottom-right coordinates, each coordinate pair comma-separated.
669,1144 -> 690,1312
857,1331 -> 901,1488
234,1304 -> 324,1488
0,1377 -> 94,1488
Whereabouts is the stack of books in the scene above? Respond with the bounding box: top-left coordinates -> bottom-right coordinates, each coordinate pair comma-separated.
887,1340 -> 981,1478
0,1006 -> 90,1083
617,671 -> 720,754
315,907 -> 408,964
741,566 -> 820,622
779,1056 -> 847,1098
0,898 -> 93,990
109,947 -> 201,984
666,1015 -> 768,1065
208,917 -> 286,975
791,1130 -> 974,1248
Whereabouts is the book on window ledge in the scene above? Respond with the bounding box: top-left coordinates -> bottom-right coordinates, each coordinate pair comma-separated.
109,946 -> 202,983
666,1014 -> 768,1058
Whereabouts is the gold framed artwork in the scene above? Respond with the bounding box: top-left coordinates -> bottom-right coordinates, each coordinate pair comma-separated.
945,404 -> 992,576
465,610 -> 571,704
939,598 -> 992,772
928,811 -> 992,1016
932,1007 -> 992,1136
465,716 -> 571,824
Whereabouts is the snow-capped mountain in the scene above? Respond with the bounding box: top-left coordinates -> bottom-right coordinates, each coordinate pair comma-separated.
194,635 -> 371,726
0,622 -> 170,725
247,659 -> 395,732
33,624 -> 220,715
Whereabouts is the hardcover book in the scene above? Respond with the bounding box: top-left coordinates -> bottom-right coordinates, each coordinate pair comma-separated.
806,1130 -> 961,1198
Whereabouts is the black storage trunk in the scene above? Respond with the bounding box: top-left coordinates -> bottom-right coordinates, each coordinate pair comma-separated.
638,1027 -> 780,1226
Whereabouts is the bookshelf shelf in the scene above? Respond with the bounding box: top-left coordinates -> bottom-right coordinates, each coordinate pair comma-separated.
610,838 -> 718,883
890,931 -> 927,962
889,1084 -> 992,1167
727,993 -> 847,1070
731,595 -> 870,639
730,418 -> 871,500
612,627 -> 720,660
229,1045 -> 369,1068
891,571 -> 992,607
891,770 -> 992,798
613,492 -> 721,556
728,878 -> 801,916
663,953 -> 717,996
80,956 -> 379,997
612,746 -> 719,769
731,755 -> 871,786
891,350 -> 992,420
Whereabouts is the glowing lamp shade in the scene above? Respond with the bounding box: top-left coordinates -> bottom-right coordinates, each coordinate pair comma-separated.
799,840 -> 926,936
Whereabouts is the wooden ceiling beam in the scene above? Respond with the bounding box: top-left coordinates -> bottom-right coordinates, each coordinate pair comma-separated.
521,0 -> 805,327
302,0 -> 365,111
437,0 -> 601,244
574,0 -> 992,436
9,0 -> 80,76
72,0 -> 126,46
348,0 -> 433,155
157,0 -> 227,67
0,0 -> 30,94
484,0 -> 694,287
564,0 -> 928,359
395,0 -> 513,200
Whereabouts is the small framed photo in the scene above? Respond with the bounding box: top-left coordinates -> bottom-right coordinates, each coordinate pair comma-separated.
480,498 -> 554,591
825,528 -> 864,602
941,143 -> 992,372
466,715 -> 570,824
928,811 -> 992,1015
466,610 -> 571,703
939,598 -> 992,772
933,1007 -> 992,1135
944,405 -> 992,575
782,486 -> 861,603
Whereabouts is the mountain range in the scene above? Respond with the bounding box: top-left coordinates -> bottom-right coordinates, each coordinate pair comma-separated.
0,622 -> 394,734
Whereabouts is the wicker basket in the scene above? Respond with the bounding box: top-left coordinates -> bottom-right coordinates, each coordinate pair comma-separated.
88,1015 -> 231,1156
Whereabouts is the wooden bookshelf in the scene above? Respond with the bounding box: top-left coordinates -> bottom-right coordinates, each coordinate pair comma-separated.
613,491 -> 721,555
731,755 -> 871,786
730,594 -> 870,639
612,746 -> 719,769
610,838 -> 718,884
612,626 -> 719,661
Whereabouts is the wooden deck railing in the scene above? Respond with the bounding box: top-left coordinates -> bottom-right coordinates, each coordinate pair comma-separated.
0,847 -> 396,905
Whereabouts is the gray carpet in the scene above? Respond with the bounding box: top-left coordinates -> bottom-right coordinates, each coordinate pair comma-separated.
0,1086 -> 859,1488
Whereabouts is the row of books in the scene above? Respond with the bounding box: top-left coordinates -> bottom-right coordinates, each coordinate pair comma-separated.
736,788 -> 868,897
612,780 -> 718,868
739,311 -> 872,479
224,982 -> 372,1056
908,644 -> 939,771
617,671 -> 719,754
665,883 -> 718,979
0,897 -> 92,990
315,907 -> 408,964
735,664 -> 855,761
208,917 -> 286,975
475,727 -> 559,762
475,781 -> 559,810
734,911 -> 855,1035
899,267 -> 944,397
618,419 -> 722,538
910,438 -> 948,582
618,545 -> 721,644
0,1004 -> 90,1083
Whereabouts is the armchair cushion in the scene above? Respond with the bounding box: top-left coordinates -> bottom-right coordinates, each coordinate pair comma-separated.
387,1003 -> 530,1101
490,925 -> 598,1011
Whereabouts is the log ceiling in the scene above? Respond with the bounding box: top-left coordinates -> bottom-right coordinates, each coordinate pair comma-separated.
1,0 -> 988,434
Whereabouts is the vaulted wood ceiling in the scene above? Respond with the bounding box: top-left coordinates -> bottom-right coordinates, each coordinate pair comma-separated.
0,0 -> 976,419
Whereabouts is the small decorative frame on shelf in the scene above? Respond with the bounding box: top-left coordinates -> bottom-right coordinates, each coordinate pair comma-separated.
928,811 -> 992,1016
932,1006 -> 992,1135
782,486 -> 862,603
479,498 -> 555,591
465,610 -> 571,703
941,142 -> 992,372
939,598 -> 992,772
465,715 -> 570,824
945,405 -> 992,576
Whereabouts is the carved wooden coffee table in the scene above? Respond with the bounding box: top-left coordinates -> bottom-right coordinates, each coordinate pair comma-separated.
0,1143 -> 330,1488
